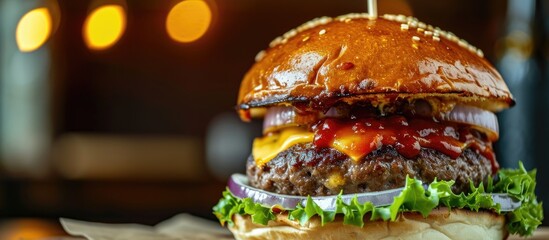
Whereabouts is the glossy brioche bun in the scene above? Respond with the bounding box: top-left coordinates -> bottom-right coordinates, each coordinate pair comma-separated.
229,208 -> 507,240
238,14 -> 514,119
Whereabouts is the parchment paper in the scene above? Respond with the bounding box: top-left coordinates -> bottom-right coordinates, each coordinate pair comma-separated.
60,214 -> 233,240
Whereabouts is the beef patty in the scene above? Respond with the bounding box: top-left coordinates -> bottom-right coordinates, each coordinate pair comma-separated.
247,143 -> 493,196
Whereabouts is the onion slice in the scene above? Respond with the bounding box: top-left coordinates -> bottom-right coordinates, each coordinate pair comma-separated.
262,106 -> 318,133
443,105 -> 499,140
263,105 -> 499,140
263,106 -> 347,133
227,174 -> 521,212
263,106 -> 297,133
228,173 -> 403,211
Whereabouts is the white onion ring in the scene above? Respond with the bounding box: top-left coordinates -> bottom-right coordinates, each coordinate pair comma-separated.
263,105 -> 499,140
442,105 -> 499,140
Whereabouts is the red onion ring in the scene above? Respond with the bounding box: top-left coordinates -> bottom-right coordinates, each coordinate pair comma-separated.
262,106 -> 297,133
228,174 -> 521,212
228,174 -> 402,211
227,174 -> 520,212
262,106 -> 343,133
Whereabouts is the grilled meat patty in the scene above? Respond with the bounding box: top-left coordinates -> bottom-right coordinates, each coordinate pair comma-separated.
247,143 -> 493,196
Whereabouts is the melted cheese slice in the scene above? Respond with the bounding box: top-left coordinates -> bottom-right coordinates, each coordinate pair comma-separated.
252,127 -> 313,167
252,127 -> 370,166
332,134 -> 372,161
252,118 -> 491,168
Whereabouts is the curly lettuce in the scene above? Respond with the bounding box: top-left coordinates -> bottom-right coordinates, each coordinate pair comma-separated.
213,163 -> 543,236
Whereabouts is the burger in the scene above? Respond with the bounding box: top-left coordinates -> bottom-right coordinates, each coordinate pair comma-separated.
213,13 -> 543,239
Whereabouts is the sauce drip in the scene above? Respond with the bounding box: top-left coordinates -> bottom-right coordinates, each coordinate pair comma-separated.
312,115 -> 498,173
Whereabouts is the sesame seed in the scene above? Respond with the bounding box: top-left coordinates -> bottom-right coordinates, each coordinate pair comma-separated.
319,17 -> 331,24
269,36 -> 283,48
270,13 -> 483,57
468,45 -> 476,52
381,14 -> 484,54
477,49 -> 484,57
268,16 -> 334,48
283,29 -> 297,39
383,14 -> 396,21
337,13 -> 372,21
448,32 -> 458,41
407,16 -> 418,22
255,50 -> 266,62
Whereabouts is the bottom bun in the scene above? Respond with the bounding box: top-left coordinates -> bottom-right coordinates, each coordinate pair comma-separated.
229,208 -> 508,240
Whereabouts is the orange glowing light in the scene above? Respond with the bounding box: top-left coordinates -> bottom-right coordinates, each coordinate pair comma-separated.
83,5 -> 126,50
16,8 -> 52,52
166,0 -> 212,43
1,219 -> 63,240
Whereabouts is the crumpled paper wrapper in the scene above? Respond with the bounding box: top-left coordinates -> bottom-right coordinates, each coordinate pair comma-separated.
59,213 -> 549,240
60,214 -> 233,240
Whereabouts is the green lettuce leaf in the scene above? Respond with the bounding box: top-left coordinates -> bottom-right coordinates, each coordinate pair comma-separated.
494,162 -> 543,236
389,176 -> 438,219
212,189 -> 275,226
213,163 -> 543,237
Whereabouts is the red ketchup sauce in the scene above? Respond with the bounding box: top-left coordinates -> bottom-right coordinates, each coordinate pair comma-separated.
312,115 -> 499,173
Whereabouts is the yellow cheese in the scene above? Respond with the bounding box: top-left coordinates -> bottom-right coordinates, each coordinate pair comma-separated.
325,172 -> 345,189
332,134 -> 383,162
332,135 -> 364,161
252,127 -> 314,167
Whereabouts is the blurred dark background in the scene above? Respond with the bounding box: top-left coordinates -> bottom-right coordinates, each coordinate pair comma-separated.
0,0 -> 547,237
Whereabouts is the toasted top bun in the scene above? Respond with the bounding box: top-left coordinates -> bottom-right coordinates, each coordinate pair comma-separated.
238,14 -> 514,119
229,208 -> 508,240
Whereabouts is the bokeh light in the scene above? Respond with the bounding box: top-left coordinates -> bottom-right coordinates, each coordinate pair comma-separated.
0,220 -> 64,240
15,8 -> 52,52
83,5 -> 126,50
166,0 -> 212,43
